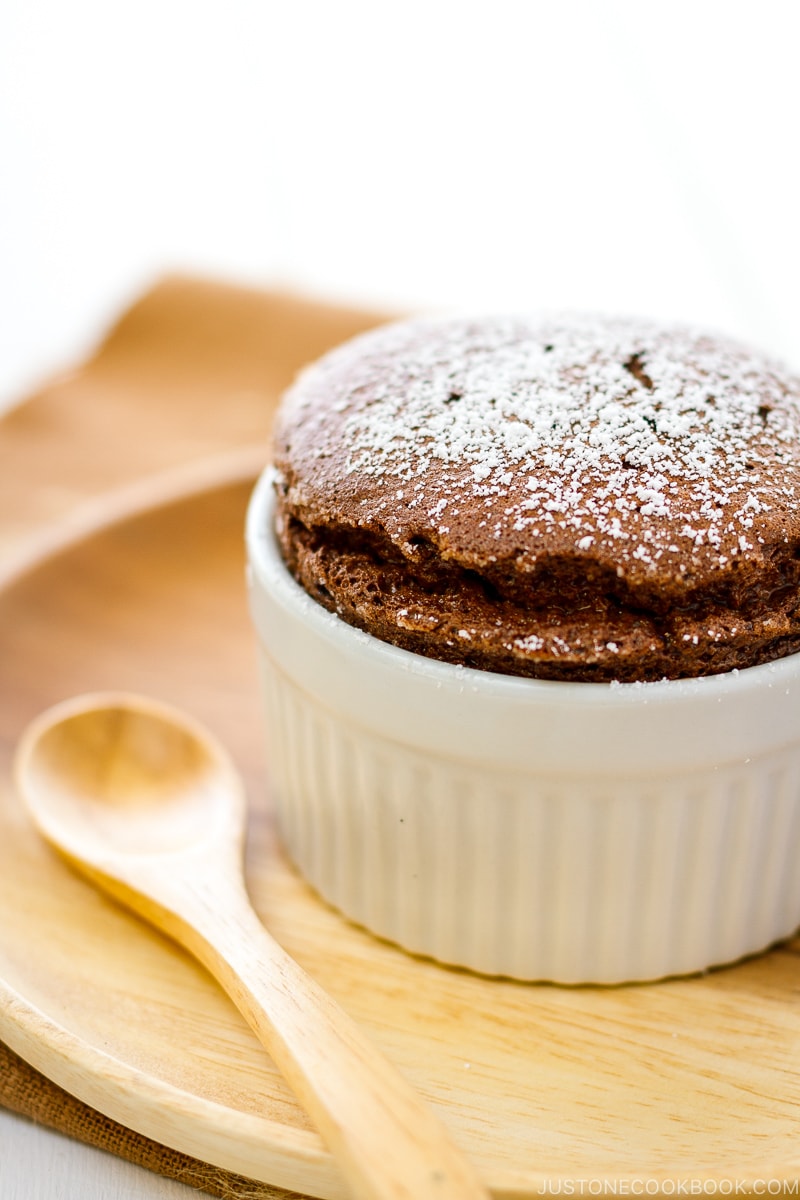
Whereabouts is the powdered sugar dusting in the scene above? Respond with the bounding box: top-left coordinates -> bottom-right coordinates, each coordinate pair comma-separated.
281,313 -> 800,577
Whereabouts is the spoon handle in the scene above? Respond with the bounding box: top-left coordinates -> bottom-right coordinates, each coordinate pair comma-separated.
148,871 -> 489,1200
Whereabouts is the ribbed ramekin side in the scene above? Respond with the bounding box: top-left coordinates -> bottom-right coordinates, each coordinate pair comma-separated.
258,652 -> 800,984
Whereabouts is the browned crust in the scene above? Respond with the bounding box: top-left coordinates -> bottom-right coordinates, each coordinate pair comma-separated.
272,314 -> 800,682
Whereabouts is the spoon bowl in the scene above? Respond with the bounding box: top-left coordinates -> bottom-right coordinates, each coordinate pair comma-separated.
18,695 -> 243,859
15,692 -> 488,1200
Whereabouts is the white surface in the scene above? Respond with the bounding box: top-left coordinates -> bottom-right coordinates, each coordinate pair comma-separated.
1,1 -> 800,409
0,1110 -> 197,1199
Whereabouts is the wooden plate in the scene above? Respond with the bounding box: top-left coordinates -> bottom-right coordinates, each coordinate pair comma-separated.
1,473 -> 800,1198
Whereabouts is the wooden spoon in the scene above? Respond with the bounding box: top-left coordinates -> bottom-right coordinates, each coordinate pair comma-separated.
14,693 -> 489,1200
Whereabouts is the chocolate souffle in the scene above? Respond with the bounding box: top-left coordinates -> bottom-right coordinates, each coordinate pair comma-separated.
271,315 -> 800,683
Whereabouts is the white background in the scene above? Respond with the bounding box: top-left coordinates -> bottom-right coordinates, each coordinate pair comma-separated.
1,0 -> 799,409
1,2 -> 799,1196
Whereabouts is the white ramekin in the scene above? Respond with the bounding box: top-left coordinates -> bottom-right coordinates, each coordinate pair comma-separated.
245,468 -> 800,984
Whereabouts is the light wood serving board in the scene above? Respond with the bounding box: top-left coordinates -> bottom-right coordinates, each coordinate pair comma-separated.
2,280 -> 800,1198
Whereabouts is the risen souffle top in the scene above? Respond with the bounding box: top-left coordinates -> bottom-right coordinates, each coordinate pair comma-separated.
271,314 -> 800,682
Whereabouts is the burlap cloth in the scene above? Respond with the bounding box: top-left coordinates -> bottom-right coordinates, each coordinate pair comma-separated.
0,1042 -> 306,1199
0,276 -> 391,1198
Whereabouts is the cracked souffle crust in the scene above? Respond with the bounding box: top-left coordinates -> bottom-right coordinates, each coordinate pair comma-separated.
271,314 -> 800,682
